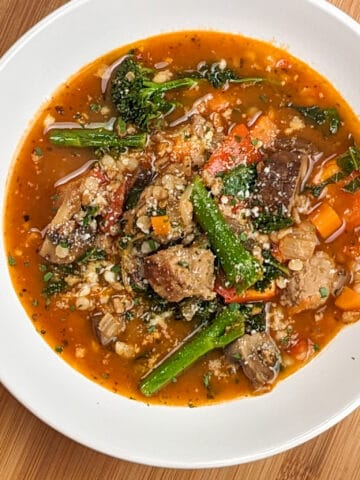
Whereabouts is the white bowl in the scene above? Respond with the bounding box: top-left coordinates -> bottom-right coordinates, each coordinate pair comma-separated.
1,0 -> 359,468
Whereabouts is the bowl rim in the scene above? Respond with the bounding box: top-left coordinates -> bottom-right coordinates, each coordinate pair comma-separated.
1,0 -> 360,469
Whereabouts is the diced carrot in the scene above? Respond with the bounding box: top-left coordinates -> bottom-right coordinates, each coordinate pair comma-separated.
309,202 -> 342,239
316,158 -> 341,183
335,286 -> 360,311
250,115 -> 278,149
215,280 -> 276,303
151,215 -> 171,236
204,123 -> 261,175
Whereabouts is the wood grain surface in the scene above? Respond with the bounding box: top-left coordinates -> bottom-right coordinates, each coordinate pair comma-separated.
1,1 -> 359,478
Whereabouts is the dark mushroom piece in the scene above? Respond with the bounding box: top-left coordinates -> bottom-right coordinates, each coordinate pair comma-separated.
225,332 -> 281,389
39,178 -> 96,264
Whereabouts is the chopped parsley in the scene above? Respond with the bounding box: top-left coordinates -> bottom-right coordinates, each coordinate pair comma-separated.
89,103 -> 101,112
203,372 -> 212,389
43,272 -> 54,282
319,287 -> 328,298
33,146 -> 43,156
8,255 -> 16,266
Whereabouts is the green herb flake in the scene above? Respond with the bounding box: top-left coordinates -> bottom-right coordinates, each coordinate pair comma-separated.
177,260 -> 189,268
203,372 -> 212,389
111,264 -> 121,273
90,103 -> 101,112
55,345 -> 63,353
251,138 -> 260,147
8,255 -> 16,266
39,264 -> 47,272
319,287 -> 328,298
101,372 -> 110,380
313,343 -> 320,352
125,311 -> 134,321
43,272 -> 54,282
147,324 -> 157,334
33,146 -> 43,156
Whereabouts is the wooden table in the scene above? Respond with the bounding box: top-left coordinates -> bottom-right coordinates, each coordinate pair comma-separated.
1,0 -> 359,478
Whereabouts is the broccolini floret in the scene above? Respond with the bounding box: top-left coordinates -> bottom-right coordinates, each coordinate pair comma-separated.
110,55 -> 197,131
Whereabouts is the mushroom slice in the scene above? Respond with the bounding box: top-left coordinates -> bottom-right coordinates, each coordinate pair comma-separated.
93,312 -> 125,346
225,332 -> 281,389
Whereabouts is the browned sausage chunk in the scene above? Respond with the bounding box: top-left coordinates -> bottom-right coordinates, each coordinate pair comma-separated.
144,245 -> 215,302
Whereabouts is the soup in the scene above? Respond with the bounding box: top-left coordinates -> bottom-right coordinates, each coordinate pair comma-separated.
4,31 -> 360,406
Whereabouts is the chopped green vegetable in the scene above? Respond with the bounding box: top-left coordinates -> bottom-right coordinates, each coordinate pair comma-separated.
252,211 -> 294,233
343,176 -> 360,193
218,164 -> 257,199
308,146 -> 360,197
337,145 -> 360,173
254,250 -> 289,292
292,105 -> 341,134
191,176 -> 262,291
110,55 -> 197,131
77,248 -> 106,264
49,128 -> 147,149
308,171 -> 347,197
139,304 -> 245,396
193,61 -> 265,89
42,279 -> 67,297
82,206 -> 99,226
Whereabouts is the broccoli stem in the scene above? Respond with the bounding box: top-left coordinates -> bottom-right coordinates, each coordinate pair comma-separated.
48,128 -> 147,148
191,176 -> 262,291
140,305 -> 245,396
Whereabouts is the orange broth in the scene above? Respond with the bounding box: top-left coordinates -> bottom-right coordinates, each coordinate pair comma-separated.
4,31 -> 360,406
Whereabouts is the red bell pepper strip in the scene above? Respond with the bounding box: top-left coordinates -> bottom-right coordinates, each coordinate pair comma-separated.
215,280 -> 276,304
204,124 -> 261,175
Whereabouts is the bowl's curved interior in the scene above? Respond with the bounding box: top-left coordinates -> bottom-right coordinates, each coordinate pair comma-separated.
0,0 -> 359,468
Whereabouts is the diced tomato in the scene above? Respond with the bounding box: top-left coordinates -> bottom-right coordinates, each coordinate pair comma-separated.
91,166 -> 108,184
204,123 -> 261,175
286,337 -> 309,361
